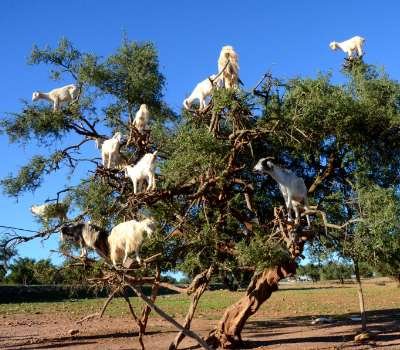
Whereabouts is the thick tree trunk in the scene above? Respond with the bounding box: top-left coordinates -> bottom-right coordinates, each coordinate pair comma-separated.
353,260 -> 367,331
206,262 -> 297,348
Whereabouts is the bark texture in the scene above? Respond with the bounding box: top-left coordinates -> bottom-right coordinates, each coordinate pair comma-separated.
206,262 -> 297,348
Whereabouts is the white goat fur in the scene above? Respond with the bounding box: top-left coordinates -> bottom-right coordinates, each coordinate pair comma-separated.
101,132 -> 123,169
254,159 -> 311,226
124,151 -> 157,194
183,74 -> 223,110
108,217 -> 155,265
31,203 -> 68,223
133,104 -> 150,133
329,36 -> 365,58
32,84 -> 79,112
218,46 -> 239,89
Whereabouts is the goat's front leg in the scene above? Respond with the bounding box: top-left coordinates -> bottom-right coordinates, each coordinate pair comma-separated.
304,198 -> 311,227
199,97 -> 205,110
147,174 -> 156,191
123,247 -> 129,266
146,175 -> 152,192
293,204 -> 300,224
357,45 -> 363,57
107,154 -> 113,169
53,97 -> 60,112
135,248 -> 141,265
286,195 -> 294,222
347,50 -> 353,59
80,242 -> 87,258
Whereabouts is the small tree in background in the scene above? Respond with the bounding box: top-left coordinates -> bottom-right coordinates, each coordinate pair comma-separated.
0,238 -> 17,282
297,263 -> 321,282
7,258 -> 37,285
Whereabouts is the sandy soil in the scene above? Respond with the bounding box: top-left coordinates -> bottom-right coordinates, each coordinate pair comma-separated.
1,308 -> 399,350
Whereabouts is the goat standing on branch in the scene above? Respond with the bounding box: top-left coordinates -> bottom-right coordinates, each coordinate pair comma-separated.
254,158 -> 311,226
124,151 -> 158,194
32,84 -> 79,112
183,74 -> 223,111
31,202 -> 69,224
133,104 -> 150,133
218,45 -> 240,89
329,36 -> 365,59
108,217 -> 156,265
101,132 -> 123,169
60,222 -> 110,259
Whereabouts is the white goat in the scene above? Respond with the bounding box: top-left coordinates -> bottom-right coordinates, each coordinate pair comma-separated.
31,203 -> 68,224
32,84 -> 79,112
101,132 -> 123,169
218,46 -> 239,89
183,74 -> 223,110
329,36 -> 365,59
108,217 -> 156,265
133,104 -> 150,133
124,151 -> 157,194
254,159 -> 311,226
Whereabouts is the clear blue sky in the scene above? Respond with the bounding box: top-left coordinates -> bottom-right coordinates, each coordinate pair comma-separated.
1,0 -> 399,265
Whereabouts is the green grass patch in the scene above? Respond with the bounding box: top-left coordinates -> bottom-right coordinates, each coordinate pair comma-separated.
0,280 -> 398,320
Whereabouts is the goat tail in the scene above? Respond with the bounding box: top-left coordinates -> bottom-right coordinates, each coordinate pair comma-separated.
218,45 -> 240,73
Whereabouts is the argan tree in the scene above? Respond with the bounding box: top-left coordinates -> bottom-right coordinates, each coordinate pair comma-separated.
1,38 -> 400,349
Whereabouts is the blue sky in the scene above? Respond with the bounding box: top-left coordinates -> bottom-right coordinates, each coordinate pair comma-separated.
1,0 -> 400,265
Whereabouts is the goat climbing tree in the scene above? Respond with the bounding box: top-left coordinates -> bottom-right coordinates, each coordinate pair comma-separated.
1,38 -> 400,349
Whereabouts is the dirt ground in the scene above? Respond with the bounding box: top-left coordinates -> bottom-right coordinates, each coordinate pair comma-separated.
1,308 -> 399,350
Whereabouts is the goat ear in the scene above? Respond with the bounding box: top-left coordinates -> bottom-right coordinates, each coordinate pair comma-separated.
152,150 -> 158,157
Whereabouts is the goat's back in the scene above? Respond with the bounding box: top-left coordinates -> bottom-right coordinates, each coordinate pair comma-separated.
108,220 -> 145,250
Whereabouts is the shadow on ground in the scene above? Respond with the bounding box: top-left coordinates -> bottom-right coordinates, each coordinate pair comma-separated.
243,308 -> 400,349
2,330 -> 162,350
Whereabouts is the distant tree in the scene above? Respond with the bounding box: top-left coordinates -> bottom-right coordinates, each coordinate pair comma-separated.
0,238 -> 17,282
321,262 -> 352,283
60,258 -> 104,285
33,259 -> 61,284
7,258 -> 37,285
297,264 -> 321,282
357,262 -> 375,278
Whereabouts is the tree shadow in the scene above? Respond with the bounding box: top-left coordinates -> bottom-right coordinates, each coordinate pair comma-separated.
2,330 -> 165,350
243,308 -> 400,349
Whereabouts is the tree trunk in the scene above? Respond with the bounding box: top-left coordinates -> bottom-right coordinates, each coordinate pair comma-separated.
206,262 -> 297,348
353,260 -> 367,331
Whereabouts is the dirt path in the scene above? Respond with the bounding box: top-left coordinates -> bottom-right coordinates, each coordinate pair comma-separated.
1,309 -> 399,349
